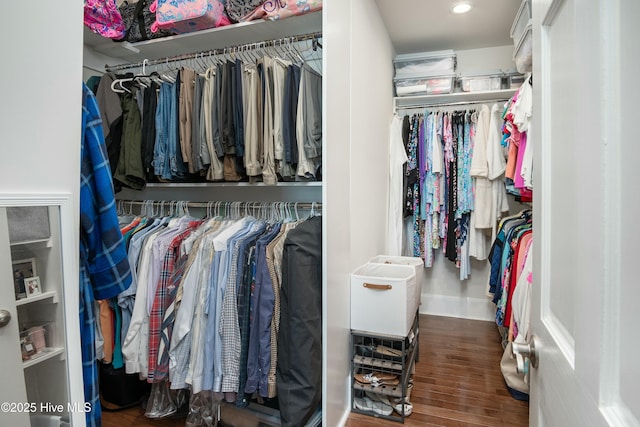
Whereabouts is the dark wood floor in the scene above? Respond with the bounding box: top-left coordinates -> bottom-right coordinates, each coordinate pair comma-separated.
345,315 -> 529,427
102,315 -> 529,427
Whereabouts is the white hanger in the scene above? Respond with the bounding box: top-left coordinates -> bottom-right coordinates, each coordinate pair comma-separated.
110,76 -> 132,93
133,59 -> 151,88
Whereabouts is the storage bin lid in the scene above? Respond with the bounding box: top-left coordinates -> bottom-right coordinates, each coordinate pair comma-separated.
457,70 -> 504,80
394,49 -> 456,63
393,72 -> 456,83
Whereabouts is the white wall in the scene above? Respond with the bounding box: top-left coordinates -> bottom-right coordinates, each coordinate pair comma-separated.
0,1 -> 83,197
456,45 -> 517,75
322,1 -> 354,425
1,1 -> 84,426
349,3 -> 395,268
83,46 -> 120,81
323,0 -> 395,425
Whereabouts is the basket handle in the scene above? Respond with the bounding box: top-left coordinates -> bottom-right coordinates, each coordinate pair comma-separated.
363,283 -> 392,291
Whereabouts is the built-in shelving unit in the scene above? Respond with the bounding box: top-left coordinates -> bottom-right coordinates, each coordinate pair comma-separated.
22,347 -> 65,369
1,200 -> 74,425
15,291 -> 58,307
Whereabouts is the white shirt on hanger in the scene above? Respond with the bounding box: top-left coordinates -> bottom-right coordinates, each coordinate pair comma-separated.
387,115 -> 408,256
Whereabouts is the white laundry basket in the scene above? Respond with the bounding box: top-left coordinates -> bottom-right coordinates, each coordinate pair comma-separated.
350,263 -> 417,337
368,255 -> 424,307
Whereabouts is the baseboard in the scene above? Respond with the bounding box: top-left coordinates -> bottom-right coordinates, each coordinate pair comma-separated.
419,294 -> 496,321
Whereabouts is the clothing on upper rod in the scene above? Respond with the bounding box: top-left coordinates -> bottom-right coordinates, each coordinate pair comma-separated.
99,198 -> 322,425
88,34 -> 323,191
398,104 -> 509,279
393,77 -> 533,280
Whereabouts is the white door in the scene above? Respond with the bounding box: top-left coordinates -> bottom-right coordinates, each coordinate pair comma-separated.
530,0 -> 640,425
0,208 -> 31,427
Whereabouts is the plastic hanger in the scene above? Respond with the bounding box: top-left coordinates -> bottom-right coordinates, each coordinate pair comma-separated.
287,38 -> 305,65
110,76 -> 132,93
132,59 -> 151,88
159,59 -> 176,83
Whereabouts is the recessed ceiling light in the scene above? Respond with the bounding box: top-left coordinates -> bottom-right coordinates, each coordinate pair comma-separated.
452,2 -> 473,14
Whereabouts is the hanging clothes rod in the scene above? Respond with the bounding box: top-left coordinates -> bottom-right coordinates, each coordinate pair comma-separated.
105,31 -> 322,73
116,199 -> 322,213
395,97 -> 512,114
83,64 -> 105,75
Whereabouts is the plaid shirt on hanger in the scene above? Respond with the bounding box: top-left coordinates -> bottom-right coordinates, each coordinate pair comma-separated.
80,82 -> 132,427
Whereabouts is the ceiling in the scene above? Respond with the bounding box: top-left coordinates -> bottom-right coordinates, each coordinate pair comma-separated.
374,0 -> 522,54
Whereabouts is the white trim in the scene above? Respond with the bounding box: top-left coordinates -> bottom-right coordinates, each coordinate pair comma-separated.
539,0 -> 579,370
601,404 -> 640,427
539,2 -> 553,342
0,194 -> 84,427
337,376 -> 352,427
419,294 -> 496,321
542,313 -> 575,369
597,4 -> 639,427
543,0 -> 568,26
598,0 -> 622,408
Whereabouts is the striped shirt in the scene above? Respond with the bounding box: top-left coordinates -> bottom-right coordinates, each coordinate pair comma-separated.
147,222 -> 200,382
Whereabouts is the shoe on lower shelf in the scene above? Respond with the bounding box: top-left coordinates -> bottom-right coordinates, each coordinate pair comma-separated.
394,401 -> 413,417
365,390 -> 392,407
353,396 -> 393,416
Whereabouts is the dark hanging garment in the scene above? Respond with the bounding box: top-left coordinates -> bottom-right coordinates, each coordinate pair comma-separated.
141,82 -> 158,182
277,216 -> 322,427
221,61 -> 236,155
446,111 -> 462,262
95,73 -> 124,179
283,64 -> 301,167
233,58 -> 245,159
114,91 -> 145,190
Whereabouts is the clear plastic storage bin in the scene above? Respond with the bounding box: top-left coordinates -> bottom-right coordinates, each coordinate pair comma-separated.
393,50 -> 456,77
458,73 -> 503,92
394,73 -> 456,97
20,322 -> 55,361
351,263 -> 417,337
511,0 -> 531,44
508,73 -> 526,88
513,23 -> 533,73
